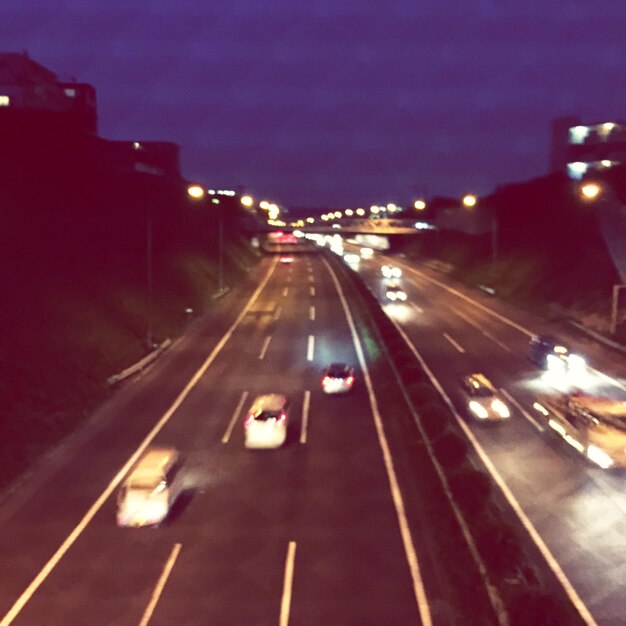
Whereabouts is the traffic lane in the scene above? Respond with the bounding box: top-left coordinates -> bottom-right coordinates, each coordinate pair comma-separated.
0,259 -> 278,619
402,317 -> 626,625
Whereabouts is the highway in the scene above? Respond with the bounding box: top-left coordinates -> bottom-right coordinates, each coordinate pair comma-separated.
0,254 -> 491,626
347,242 -> 626,626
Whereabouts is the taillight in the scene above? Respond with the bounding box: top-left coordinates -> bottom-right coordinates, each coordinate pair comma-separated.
278,413 -> 287,423
346,376 -> 354,385
244,414 -> 255,427
322,376 -> 331,385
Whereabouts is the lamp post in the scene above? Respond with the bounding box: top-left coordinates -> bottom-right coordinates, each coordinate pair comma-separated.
145,215 -> 154,349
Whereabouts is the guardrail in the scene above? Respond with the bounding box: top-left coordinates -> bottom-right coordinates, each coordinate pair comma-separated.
107,338 -> 172,386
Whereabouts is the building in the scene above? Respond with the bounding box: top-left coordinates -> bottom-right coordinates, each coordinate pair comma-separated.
550,116 -> 626,179
0,51 -> 97,133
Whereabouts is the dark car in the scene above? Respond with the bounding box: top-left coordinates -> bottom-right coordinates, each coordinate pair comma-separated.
528,335 -> 586,374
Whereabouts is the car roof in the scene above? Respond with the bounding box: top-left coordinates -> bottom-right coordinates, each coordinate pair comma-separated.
463,373 -> 494,390
326,363 -> 351,374
250,394 -> 288,412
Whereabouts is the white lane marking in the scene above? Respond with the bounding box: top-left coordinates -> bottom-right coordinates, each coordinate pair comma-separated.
309,287 -> 315,296
274,306 -> 282,320
403,265 -> 534,337
452,309 -> 512,353
392,322 -> 598,626
138,543 -> 182,626
307,335 -> 315,362
443,332 -> 465,353
309,306 -> 315,321
411,302 -> 423,314
283,287 -> 289,297
300,390 -> 311,444
323,259 -> 433,626
259,335 -> 272,360
279,541 -> 297,626
499,389 -> 544,432
0,259 -> 279,626
308,275 -> 314,283
222,391 -> 249,444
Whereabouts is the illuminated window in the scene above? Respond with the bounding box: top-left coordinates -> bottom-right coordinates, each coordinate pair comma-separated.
0,95 -> 10,106
568,125 -> 590,144
64,88 -> 76,97
598,122 -> 616,140
567,162 -> 589,179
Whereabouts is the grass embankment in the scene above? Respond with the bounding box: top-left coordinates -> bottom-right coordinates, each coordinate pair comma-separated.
0,234 -> 259,494
329,252 -> 587,626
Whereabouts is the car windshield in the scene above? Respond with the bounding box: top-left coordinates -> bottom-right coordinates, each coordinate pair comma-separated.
254,411 -> 281,421
327,365 -> 349,377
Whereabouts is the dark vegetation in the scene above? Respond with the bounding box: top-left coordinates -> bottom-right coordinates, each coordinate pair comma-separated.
330,252 -> 586,626
0,117 -> 258,490
395,170 -> 625,339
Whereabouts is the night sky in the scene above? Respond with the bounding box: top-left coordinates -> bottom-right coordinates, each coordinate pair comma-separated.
4,1 -> 626,207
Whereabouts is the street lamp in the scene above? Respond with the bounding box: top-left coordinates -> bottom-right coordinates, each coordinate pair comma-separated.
462,193 -> 477,208
240,194 -> 254,207
414,199 -> 426,211
187,184 -> 206,200
580,182 -> 602,201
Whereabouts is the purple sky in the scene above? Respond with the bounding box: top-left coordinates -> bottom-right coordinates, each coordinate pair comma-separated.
4,1 -> 626,207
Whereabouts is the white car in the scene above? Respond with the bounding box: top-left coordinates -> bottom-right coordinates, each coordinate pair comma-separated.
360,247 -> 374,259
460,374 -> 511,422
244,394 -> 290,449
385,282 -> 407,302
321,363 -> 355,394
381,265 -> 402,279
343,252 -> 360,266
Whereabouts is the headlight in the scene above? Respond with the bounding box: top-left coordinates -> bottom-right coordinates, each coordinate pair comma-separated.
586,445 -> 614,469
491,399 -> 510,418
398,292 -> 407,301
547,354 -> 566,373
387,292 -> 396,301
568,354 -> 586,372
469,401 -> 489,419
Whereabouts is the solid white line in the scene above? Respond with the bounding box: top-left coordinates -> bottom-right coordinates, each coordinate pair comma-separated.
393,322 -> 598,626
274,306 -> 282,320
309,306 -> 315,321
259,335 -> 272,360
300,390 -> 311,444
138,543 -> 182,626
306,335 -> 315,362
283,287 -> 289,297
222,391 -> 249,444
403,265 -> 534,337
411,302 -> 423,314
0,259 -> 280,626
443,332 -> 465,353
323,259 -> 432,626
279,541 -> 297,626
308,275 -> 314,283
309,287 -> 315,296
499,388 -> 544,432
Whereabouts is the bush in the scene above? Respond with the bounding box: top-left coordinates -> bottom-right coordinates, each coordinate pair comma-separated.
407,382 -> 439,406
449,470 -> 492,516
419,402 -> 450,439
434,432 -> 468,470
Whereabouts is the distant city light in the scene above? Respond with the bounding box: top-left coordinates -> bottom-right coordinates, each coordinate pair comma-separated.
356,208 -> 365,216
334,211 -> 342,218
345,209 -> 354,216
414,200 -> 426,210
240,195 -> 254,207
580,182 -> 602,200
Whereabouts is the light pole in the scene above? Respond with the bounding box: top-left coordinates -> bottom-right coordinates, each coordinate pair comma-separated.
146,214 -> 154,349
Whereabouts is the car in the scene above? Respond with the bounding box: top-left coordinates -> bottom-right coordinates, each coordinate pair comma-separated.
279,254 -> 293,264
528,335 -> 586,374
116,446 -> 184,527
459,374 -> 511,421
381,264 -> 402,278
343,252 -> 360,266
321,363 -> 355,394
385,282 -> 407,302
360,247 -> 374,259
244,394 -> 290,449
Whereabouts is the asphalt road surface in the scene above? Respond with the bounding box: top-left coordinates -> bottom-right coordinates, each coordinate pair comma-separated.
0,255 -> 441,626
347,242 -> 626,626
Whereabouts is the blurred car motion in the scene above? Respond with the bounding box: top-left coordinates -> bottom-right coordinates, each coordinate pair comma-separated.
321,363 -> 355,394
116,446 -> 184,527
381,264 -> 402,278
528,335 -> 586,374
460,374 -> 511,421
343,252 -> 360,266
360,247 -> 374,258
244,394 -> 290,449
385,282 -> 407,302
533,391 -> 626,469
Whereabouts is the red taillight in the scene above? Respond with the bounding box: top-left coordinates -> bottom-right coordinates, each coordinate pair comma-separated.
277,413 -> 286,423
244,414 -> 255,427
346,376 -> 354,385
322,376 -> 331,385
